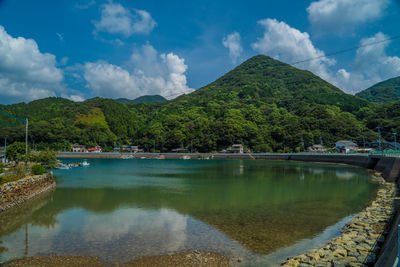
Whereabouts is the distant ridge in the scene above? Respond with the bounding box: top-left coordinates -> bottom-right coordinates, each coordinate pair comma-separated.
356,76 -> 400,103
115,95 -> 167,104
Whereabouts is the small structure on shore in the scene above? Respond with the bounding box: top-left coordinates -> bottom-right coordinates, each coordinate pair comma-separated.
307,144 -> 327,152
88,146 -> 102,153
171,147 -> 189,153
370,140 -> 400,151
335,140 -> 358,153
71,144 -> 86,153
114,145 -> 142,153
227,144 -> 244,154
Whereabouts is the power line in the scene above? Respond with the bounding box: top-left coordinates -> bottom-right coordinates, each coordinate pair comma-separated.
292,34 -> 400,66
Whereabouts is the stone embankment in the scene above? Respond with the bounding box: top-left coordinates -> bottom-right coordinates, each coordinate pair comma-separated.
281,172 -> 396,267
0,172 -> 56,212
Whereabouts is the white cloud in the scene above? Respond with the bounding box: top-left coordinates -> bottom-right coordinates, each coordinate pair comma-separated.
222,32 -> 243,64
132,10 -> 157,34
94,3 -> 156,37
252,18 -> 334,81
307,0 -> 390,35
0,25 -> 64,103
84,60 -> 138,98
56,32 -> 64,41
84,44 -> 194,99
63,94 -> 85,102
336,32 -> 400,93
75,0 -> 96,9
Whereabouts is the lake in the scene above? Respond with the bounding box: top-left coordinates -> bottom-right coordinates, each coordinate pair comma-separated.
0,159 -> 377,266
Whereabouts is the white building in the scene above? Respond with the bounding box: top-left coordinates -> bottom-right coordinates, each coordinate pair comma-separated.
336,140 -> 358,153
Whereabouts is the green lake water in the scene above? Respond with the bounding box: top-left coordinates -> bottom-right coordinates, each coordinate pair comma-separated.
0,159 -> 378,266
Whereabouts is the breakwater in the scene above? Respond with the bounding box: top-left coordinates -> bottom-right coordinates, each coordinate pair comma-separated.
0,172 -> 56,212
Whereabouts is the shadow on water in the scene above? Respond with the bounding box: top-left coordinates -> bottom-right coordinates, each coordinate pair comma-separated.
0,159 -> 378,265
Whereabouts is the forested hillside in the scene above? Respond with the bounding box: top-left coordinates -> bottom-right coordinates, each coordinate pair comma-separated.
0,55 -> 399,152
356,76 -> 400,103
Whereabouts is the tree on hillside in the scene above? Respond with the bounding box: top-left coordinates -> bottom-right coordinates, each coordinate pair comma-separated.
5,142 -> 26,162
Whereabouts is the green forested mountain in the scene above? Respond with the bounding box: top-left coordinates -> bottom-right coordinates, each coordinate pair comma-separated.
115,95 -> 167,104
356,76 -> 400,103
0,55 -> 398,152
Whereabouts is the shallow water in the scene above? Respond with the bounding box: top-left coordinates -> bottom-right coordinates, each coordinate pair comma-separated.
0,159 -> 377,265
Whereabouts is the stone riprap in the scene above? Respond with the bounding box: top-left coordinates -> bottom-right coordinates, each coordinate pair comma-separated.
281,172 -> 395,267
0,172 -> 56,212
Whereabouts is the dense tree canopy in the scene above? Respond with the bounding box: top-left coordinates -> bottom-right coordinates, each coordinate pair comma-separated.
356,76 -> 400,103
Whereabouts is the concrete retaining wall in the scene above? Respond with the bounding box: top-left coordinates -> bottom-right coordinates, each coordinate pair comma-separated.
0,172 -> 56,212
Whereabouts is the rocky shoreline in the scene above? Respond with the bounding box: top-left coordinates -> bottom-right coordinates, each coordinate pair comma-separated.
281,171 -> 396,266
0,172 -> 56,213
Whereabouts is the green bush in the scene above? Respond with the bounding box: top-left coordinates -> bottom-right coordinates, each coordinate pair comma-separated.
31,164 -> 45,175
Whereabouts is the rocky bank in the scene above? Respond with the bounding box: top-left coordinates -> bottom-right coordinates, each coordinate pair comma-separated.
0,172 -> 56,212
281,172 -> 396,267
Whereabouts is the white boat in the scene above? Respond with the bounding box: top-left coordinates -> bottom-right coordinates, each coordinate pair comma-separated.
81,160 -> 90,166
181,155 -> 191,160
57,164 -> 71,170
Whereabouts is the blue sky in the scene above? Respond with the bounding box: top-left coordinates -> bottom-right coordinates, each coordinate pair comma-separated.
0,0 -> 399,104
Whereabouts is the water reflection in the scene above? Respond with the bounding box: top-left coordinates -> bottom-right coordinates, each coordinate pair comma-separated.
0,159 -> 378,265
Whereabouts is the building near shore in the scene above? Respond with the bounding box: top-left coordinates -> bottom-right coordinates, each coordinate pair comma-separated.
370,140 -> 400,151
88,146 -> 102,153
335,140 -> 358,153
307,144 -> 327,152
71,144 -> 86,153
227,144 -> 244,154
114,145 -> 142,153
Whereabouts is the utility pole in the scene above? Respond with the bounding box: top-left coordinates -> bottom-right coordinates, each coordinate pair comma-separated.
362,135 -> 366,148
394,132 -> 398,151
377,126 -> 382,151
25,118 -> 28,155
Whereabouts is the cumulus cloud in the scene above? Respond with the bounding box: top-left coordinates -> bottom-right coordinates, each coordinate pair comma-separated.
336,32 -> 400,93
222,32 -> 243,64
307,0 -> 390,35
252,18 -> 334,81
94,2 -> 156,37
0,25 -> 64,103
84,44 -> 194,99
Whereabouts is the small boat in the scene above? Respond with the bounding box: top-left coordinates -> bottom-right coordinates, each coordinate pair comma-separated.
122,155 -> 134,159
57,164 -> 71,170
157,155 -> 165,160
68,163 -> 81,167
181,155 -> 191,160
81,160 -> 90,167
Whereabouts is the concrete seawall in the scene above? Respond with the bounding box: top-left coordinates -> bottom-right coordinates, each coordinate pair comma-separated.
0,172 -> 56,213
